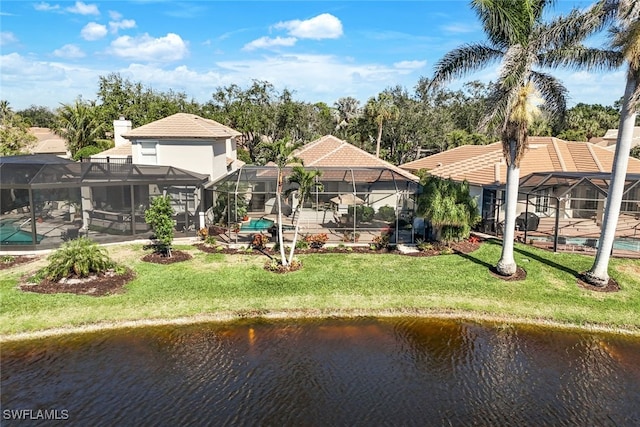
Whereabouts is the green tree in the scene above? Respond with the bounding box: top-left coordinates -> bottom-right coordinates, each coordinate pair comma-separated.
145,195 -> 175,257
285,166 -> 324,264
0,101 -> 37,155
16,105 -> 57,128
429,0 -> 607,276
584,0 -> 640,287
417,177 -> 480,243
365,92 -> 399,158
54,99 -> 107,157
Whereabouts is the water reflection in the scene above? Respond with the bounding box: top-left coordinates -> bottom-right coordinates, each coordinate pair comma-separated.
2,318 -> 639,426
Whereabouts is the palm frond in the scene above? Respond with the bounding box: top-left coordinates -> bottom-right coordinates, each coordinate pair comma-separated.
540,46 -> 623,70
430,44 -> 503,89
529,71 -> 568,117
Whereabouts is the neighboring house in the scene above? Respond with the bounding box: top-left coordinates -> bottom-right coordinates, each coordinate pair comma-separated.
90,117 -> 133,163
400,136 -> 640,230
589,126 -> 640,150
28,127 -> 70,158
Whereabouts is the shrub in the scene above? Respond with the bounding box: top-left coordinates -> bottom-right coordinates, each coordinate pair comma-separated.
305,233 -> 329,248
204,236 -> 217,245
40,237 -> 115,281
145,195 -> 175,256
1,255 -> 15,263
376,205 -> 396,222
197,227 -> 209,240
251,233 -> 270,250
417,241 -> 433,252
295,239 -> 310,250
372,233 -> 390,250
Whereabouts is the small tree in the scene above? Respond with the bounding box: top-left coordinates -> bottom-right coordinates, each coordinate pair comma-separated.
145,195 -> 175,257
417,177 -> 480,244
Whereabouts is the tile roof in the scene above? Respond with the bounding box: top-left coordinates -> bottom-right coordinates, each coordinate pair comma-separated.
28,127 -> 69,155
400,136 -> 640,186
91,143 -> 132,158
599,126 -> 640,148
123,113 -> 242,140
293,135 -> 419,182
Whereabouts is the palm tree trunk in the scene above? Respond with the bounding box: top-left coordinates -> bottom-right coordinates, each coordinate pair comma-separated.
287,202 -> 303,265
276,171 -> 288,266
375,123 -> 383,158
584,68 -> 637,287
496,141 -> 520,276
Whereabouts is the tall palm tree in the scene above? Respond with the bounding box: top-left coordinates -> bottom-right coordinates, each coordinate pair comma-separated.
365,92 -> 399,158
55,99 -> 106,157
429,0 -> 609,276
285,166 -> 324,264
584,0 -> 640,287
257,138 -> 302,266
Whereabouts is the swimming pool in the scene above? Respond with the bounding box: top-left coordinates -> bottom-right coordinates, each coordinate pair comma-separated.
0,220 -> 45,245
240,218 -> 275,232
530,236 -> 640,252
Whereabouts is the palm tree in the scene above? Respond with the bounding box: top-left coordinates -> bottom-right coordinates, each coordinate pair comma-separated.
285,166 -> 324,264
257,138 -> 302,266
55,99 -> 106,157
584,0 -> 640,287
429,0 -> 608,276
365,92 -> 399,158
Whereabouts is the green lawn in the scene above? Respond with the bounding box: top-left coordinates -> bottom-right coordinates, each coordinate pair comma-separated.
1,240 -> 639,337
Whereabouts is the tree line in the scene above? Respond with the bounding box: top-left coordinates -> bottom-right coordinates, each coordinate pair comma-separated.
1,72 -> 634,162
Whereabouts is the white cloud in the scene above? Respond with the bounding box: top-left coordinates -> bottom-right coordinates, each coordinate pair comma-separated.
53,44 -> 86,59
66,1 -> 99,16
274,13 -> 343,40
1,32 -> 18,46
109,19 -> 136,33
34,3 -> 60,12
107,33 -> 189,62
441,23 -> 478,34
393,60 -> 427,72
81,22 -> 107,41
243,36 -> 297,51
109,10 -> 122,20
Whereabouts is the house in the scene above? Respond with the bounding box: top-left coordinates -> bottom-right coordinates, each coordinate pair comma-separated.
208,135 -> 421,242
590,126 -> 640,150
121,113 -> 243,182
400,137 -> 640,237
28,127 -> 70,158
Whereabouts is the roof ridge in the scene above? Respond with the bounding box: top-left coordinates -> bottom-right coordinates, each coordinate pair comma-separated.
551,139 -> 567,171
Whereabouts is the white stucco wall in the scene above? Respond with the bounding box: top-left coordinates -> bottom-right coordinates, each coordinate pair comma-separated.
131,138 -> 236,182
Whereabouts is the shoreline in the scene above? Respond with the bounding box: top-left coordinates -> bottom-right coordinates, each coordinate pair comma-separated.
2,308 -> 639,343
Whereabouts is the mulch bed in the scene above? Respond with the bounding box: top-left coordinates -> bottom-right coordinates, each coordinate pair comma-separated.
0,255 -> 39,270
576,276 -> 620,293
141,250 -> 193,264
489,266 -> 528,281
194,239 -> 482,257
19,268 -> 136,297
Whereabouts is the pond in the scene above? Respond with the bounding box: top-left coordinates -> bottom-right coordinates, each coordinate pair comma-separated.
2,317 -> 639,426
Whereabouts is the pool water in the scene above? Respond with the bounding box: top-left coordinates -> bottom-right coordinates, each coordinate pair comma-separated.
240,218 -> 274,231
0,220 -> 44,245
531,236 -> 640,252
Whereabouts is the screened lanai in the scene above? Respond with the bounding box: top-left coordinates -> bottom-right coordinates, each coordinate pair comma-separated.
506,171 -> 640,254
1,155 -> 208,250
205,165 -> 421,245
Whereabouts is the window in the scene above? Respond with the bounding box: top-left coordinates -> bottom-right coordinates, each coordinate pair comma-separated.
534,190 -> 550,214
139,141 -> 157,164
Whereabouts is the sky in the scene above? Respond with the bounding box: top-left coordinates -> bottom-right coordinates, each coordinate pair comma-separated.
0,0 -> 625,112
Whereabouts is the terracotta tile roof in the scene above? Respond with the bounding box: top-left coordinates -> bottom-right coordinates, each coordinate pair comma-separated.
293,135 -> 419,182
599,126 -> 640,147
91,143 -> 132,158
123,113 -> 242,140
400,136 -> 640,186
28,127 -> 68,155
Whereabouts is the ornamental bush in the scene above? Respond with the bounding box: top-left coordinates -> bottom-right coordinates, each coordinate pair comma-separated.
40,237 -> 115,281
145,195 -> 175,256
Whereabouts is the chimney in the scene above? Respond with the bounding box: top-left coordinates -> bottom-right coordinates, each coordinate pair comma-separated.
494,161 -> 501,183
113,116 -> 132,147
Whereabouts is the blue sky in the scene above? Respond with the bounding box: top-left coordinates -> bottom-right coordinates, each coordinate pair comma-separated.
0,1 -> 625,112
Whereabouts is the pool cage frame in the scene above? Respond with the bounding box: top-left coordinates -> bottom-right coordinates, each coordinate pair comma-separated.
1,155 -> 208,250
487,171 -> 640,253
204,165 -> 421,245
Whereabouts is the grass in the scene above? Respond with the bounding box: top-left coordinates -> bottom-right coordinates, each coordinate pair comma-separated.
1,240 -> 639,338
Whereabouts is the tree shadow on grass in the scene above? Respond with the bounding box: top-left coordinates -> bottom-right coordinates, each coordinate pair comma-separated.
454,238 -> 580,279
